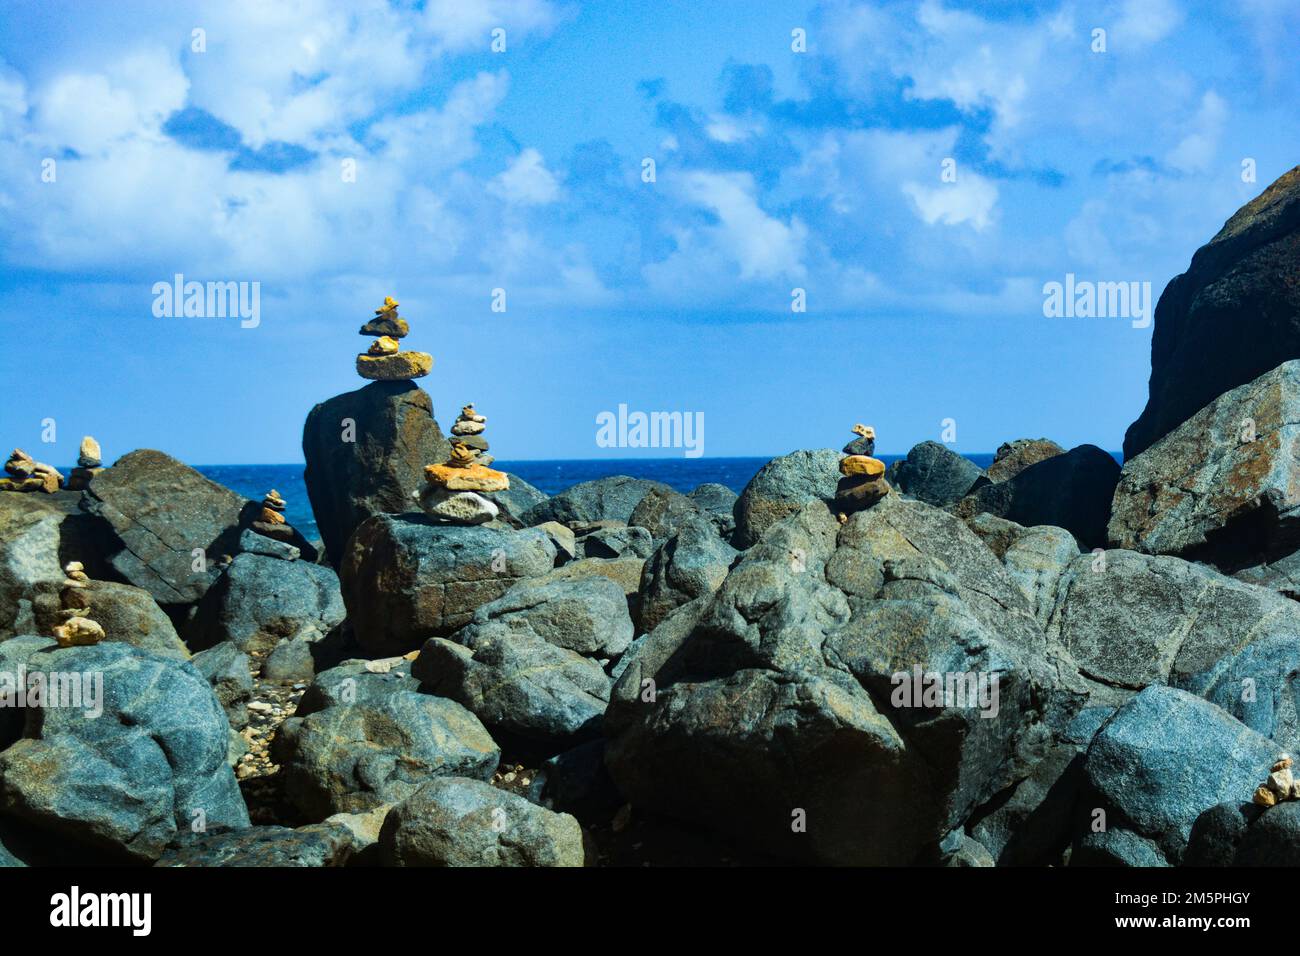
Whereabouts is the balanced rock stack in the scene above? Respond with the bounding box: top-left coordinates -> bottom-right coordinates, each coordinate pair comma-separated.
1253,755 -> 1300,807
1,448 -> 64,493
417,417 -> 510,525
48,561 -> 106,648
356,296 -> 432,381
251,488 -> 298,543
835,423 -> 890,520
65,435 -> 104,490
449,404 -> 493,466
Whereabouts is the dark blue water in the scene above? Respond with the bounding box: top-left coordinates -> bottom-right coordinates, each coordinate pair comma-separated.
194,451 -> 1103,543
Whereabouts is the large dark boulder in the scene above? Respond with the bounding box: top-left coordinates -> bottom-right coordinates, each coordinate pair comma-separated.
339,516 -> 556,656
80,450 -> 281,611
1110,360 -> 1300,569
984,438 -> 1065,484
952,444 -> 1119,548
1077,686 -> 1280,865
302,381 -> 450,566
606,496 -> 1084,865
628,487 -> 704,543
888,441 -> 983,507
520,476 -> 671,527
1126,166 -> 1300,458
688,483 -> 739,538
188,552 -> 345,656
378,776 -> 585,866
0,641 -> 248,862
731,449 -> 839,549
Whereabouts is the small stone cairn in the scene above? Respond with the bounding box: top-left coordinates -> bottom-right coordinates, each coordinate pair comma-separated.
1,448 -> 64,493
835,423 -> 890,520
66,436 -> 104,490
356,296 -> 433,381
1253,755 -> 1300,807
50,561 -> 106,647
417,407 -> 509,525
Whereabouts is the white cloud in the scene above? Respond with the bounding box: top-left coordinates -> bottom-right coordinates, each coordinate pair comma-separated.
490,148 -> 560,205
676,170 -> 807,281
903,175 -> 998,230
1115,0 -> 1183,46
1166,90 -> 1228,173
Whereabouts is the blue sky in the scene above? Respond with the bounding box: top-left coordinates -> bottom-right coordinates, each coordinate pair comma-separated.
1,0 -> 1298,463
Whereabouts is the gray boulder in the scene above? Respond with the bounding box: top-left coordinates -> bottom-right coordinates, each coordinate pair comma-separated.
32,579 -> 189,660
0,642 -> 248,862
190,642 -> 254,728
1078,685 -> 1280,864
189,552 -> 345,657
156,822 -> 356,867
273,662 -> 499,820
520,476 -> 672,527
339,516 -> 556,656
952,444 -> 1120,548
1110,360 -> 1300,569
237,527 -> 300,561
888,441 -> 982,507
302,381 -> 451,566
688,483 -> 738,538
983,438 -> 1065,484
485,474 -> 549,528
455,577 -> 633,658
1185,801 -> 1263,866
628,487 -> 704,542
378,776 -> 585,866
731,449 -> 839,548
1124,165 -> 1300,458
577,525 -> 653,560
80,449 -> 260,609
637,515 -> 738,633
1230,801 -> 1300,866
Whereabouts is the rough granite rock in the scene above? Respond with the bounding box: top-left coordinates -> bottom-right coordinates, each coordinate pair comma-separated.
0,642 -> 248,862
378,776 -> 585,867
188,552 -> 345,657
952,444 -> 1119,549
1109,359 -> 1300,569
1185,801 -> 1264,866
983,439 -> 1065,484
577,524 -> 653,560
302,381 -> 450,566
520,476 -> 672,528
0,491 -> 116,638
687,482 -> 739,538
731,449 -> 840,549
79,450 -> 255,609
339,516 -> 556,656
273,662 -> 499,820
532,556 -> 645,597
156,822 -> 356,867
1124,165 -> 1300,458
1078,685 -> 1281,864
628,487 -> 705,542
190,642 -> 254,728
484,473 -> 549,528
1002,526 -> 1081,627
637,514 -> 738,633
606,497 -> 1084,865
32,578 -> 189,660
887,441 -> 983,507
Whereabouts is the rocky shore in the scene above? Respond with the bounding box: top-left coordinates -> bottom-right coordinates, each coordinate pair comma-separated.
5,170 -> 1300,868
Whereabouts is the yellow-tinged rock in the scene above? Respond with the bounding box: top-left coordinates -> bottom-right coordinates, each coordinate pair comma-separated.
852,423 -> 876,440
260,507 -> 286,525
356,351 -> 432,381
424,462 -> 510,492
376,296 -> 399,314
54,616 -> 105,648
840,455 -> 886,478
1254,785 -> 1279,807
1273,755 -> 1293,772
447,443 -> 479,467
368,336 -> 400,355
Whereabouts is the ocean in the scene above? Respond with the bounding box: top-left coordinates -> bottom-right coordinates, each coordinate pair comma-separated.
193,453 -> 1005,542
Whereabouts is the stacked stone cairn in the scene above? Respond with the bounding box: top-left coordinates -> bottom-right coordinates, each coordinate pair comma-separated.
835,423 -> 891,520
1253,755 -> 1300,807
251,488 -> 299,544
356,296 -> 433,381
1,448 -> 64,493
65,436 -> 104,490
49,560 -> 106,647
417,409 -> 509,525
